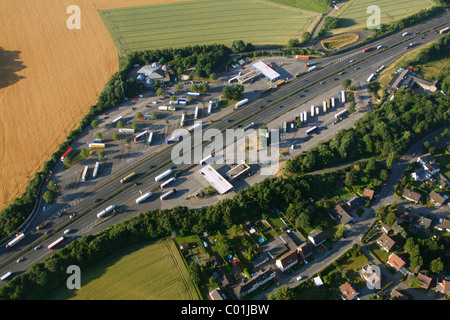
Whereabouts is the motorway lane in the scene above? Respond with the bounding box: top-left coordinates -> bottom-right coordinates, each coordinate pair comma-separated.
1,11 -> 449,280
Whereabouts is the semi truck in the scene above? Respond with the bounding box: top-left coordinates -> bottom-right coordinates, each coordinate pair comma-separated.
235,98 -> 249,108
147,132 -> 153,146
158,106 -> 169,111
120,172 -> 135,184
200,154 -> 214,165
331,97 -> 336,108
305,126 -> 318,135
5,233 -> 25,248
47,236 -> 66,250
243,122 -> 255,131
367,73 -> 376,83
160,177 -> 176,188
81,165 -> 89,182
111,116 -> 123,125
180,113 -> 185,127
93,139 -> 102,143
96,205 -> 116,219
134,131 -> 148,142
119,128 -> 135,134
155,169 -> 172,182
194,106 -> 199,120
136,192 -> 152,204
335,109 -> 348,119
362,47 -> 372,52
61,148 -> 73,162
440,26 -> 449,34
0,271 -> 13,281
166,134 -> 184,144
187,122 -> 201,133
310,105 -> 315,117
36,222 -> 49,231
160,189 -> 176,201
208,101 -> 213,114
185,92 -> 200,97
92,162 -> 100,179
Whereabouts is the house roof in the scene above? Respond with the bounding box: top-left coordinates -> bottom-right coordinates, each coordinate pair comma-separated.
308,229 -> 326,245
417,273 -> 432,289
435,219 -> 450,231
390,289 -> 407,300
346,196 -> 362,210
411,169 -> 429,181
334,204 -> 353,224
430,191 -> 447,206
417,153 -> 435,164
276,250 -> 298,269
382,224 -> 392,234
402,188 -> 422,203
416,216 -> 432,229
377,233 -> 396,252
388,253 -> 406,271
363,188 -> 375,199
239,269 -> 276,295
209,288 -> 225,300
298,242 -> 313,258
340,282 -> 358,300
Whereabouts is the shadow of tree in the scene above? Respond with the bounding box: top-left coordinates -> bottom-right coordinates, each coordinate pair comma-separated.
0,47 -> 26,89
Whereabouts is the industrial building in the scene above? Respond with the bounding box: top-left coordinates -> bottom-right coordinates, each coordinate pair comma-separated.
198,165 -> 233,195
251,61 -> 280,82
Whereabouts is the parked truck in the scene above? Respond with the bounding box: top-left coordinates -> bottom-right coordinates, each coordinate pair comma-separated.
5,233 -> 25,249
96,205 -> 116,219
235,98 -> 249,108
155,169 -> 172,182
135,192 -> 152,204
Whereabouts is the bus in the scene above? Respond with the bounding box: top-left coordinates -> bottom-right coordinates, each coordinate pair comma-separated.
48,236 -> 66,250
120,172 -> 135,184
92,162 -> 100,179
305,126 -> 318,135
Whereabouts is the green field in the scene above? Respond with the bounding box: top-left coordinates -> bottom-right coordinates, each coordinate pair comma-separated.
99,0 -> 321,54
47,238 -> 198,300
334,0 -> 437,33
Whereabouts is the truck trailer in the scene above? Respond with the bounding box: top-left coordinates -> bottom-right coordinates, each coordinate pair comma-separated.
155,169 -> 172,182
136,192 -> 152,204
96,205 -> 116,219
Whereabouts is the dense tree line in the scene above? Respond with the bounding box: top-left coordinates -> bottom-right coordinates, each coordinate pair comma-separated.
286,89 -> 450,175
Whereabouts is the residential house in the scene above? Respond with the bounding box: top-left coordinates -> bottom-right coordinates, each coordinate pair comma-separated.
415,216 -> 432,230
435,219 -> 450,232
429,191 -> 447,206
436,277 -> 450,295
209,288 -> 226,300
402,188 -> 422,204
396,210 -> 413,225
360,265 -> 381,289
339,282 -> 359,300
381,224 -> 392,235
251,253 -> 269,268
390,289 -> 407,300
276,250 -> 298,272
423,162 -> 440,176
411,169 -> 430,182
308,230 -> 326,246
238,268 -> 276,298
417,272 -> 432,290
387,253 -> 407,275
377,233 -> 396,252
332,204 -> 354,225
221,274 -> 235,287
417,153 -> 436,166
260,236 -> 288,260
346,196 -> 363,211
298,242 -> 313,260
363,188 -> 375,200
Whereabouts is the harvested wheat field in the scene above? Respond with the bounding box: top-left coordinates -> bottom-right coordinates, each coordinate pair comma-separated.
0,0 -> 200,210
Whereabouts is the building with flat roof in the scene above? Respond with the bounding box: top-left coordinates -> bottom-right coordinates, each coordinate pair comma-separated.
226,163 -> 251,180
198,165 -> 233,195
251,61 -> 280,82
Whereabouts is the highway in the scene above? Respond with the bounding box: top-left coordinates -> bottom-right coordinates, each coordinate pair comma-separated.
0,10 -> 449,285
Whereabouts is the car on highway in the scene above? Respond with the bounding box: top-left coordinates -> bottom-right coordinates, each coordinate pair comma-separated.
93,198 -> 101,203
16,257 -> 24,263
227,119 -> 233,122
64,229 -> 72,235
69,213 -> 76,219
333,78 -> 338,81
320,81 -> 325,84
277,105 -> 283,108
296,276 -> 303,281
34,245 -> 42,250
349,59 -> 354,63
355,67 -> 360,70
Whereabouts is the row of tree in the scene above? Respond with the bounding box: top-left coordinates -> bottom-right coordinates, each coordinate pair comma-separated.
285,89 -> 450,175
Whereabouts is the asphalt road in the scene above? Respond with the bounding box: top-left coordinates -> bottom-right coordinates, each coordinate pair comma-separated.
1,11 -> 449,285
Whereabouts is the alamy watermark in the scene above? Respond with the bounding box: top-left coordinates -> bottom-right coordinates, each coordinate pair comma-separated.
367,5 -> 381,30
170,122 -> 280,176
66,265 -> 81,290
67,5 -> 81,30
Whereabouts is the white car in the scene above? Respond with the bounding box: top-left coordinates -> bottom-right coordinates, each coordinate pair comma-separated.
64,229 -> 72,235
16,257 -> 24,263
296,276 -> 303,281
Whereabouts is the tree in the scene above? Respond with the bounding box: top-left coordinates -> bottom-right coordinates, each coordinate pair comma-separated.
91,120 -> 98,129
231,40 -> 247,53
385,210 -> 396,226
215,235 -> 230,257
156,88 -> 164,96
200,82 -> 210,93
176,83 -> 183,90
95,132 -> 102,140
170,95 -> 177,102
131,123 -> 139,131
342,79 -> 352,90
125,137 -> 131,145
188,262 -> 203,287
287,38 -> 300,48
112,133 -> 120,141
116,121 -> 124,129
136,112 -> 142,119
334,224 -> 346,240
210,73 -> 217,81
43,190 -> 56,205
430,257 -> 444,274
386,151 -> 397,169
47,180 -> 58,193
98,151 -> 105,159
348,102 -> 356,113
268,286 -> 295,300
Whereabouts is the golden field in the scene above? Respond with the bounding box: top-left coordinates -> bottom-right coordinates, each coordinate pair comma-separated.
0,0 -> 196,210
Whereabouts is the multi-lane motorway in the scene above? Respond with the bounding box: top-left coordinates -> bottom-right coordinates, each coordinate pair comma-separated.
1,10 -> 449,285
